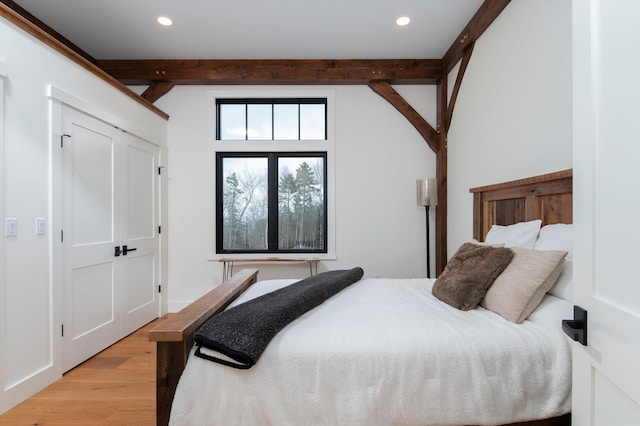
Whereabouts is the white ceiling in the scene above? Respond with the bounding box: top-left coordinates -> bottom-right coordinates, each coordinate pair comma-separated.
12,0 -> 484,60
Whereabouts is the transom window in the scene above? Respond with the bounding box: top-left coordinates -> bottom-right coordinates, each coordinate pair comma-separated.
216,152 -> 327,254
216,98 -> 327,140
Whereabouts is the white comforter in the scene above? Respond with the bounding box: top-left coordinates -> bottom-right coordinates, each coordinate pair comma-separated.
170,278 -> 572,426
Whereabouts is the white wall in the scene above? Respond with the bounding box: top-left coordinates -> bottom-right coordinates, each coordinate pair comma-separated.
0,17 -> 167,413
154,84 -> 437,310
447,0 -> 573,254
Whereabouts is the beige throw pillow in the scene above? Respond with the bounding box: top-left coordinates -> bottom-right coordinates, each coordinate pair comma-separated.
432,242 -> 514,311
481,247 -> 567,323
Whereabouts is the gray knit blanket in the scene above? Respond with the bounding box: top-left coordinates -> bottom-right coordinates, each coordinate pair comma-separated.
194,267 -> 364,369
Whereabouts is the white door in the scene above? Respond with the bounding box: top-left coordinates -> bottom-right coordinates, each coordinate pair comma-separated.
60,106 -> 160,371
61,107 -> 121,371
571,1 -> 640,424
120,133 -> 160,336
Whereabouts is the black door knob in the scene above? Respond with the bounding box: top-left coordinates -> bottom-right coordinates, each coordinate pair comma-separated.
562,305 -> 587,346
123,245 -> 137,255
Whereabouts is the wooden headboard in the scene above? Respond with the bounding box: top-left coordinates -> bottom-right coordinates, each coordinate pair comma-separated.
470,169 -> 572,242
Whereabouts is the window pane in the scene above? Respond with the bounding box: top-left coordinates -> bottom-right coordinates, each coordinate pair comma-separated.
273,104 -> 299,140
300,104 -> 326,140
220,104 -> 246,140
247,104 -> 272,140
278,157 -> 325,250
221,157 -> 268,250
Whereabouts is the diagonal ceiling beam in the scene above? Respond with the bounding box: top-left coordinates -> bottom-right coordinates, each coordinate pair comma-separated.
95,59 -> 442,86
445,41 -> 475,132
441,0 -> 511,75
141,81 -> 176,104
368,80 -> 439,153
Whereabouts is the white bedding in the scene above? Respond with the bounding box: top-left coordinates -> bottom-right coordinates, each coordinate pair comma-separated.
170,277 -> 572,425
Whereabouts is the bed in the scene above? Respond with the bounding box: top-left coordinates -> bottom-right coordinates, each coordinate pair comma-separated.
149,169 -> 574,426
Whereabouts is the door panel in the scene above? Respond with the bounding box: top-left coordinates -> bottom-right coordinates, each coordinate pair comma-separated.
69,124 -> 114,245
62,107 -> 120,371
70,262 -> 115,339
127,144 -> 156,239
593,369 -> 640,424
121,134 -> 160,336
572,1 -> 640,424
125,253 -> 155,313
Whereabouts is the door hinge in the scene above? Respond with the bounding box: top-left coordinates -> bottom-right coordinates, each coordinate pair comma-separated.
60,229 -> 64,243
158,225 -> 161,234
158,285 -> 162,293
60,133 -> 71,148
61,324 -> 64,337
158,166 -> 163,175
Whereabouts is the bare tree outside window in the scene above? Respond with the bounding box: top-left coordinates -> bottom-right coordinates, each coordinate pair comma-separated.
217,153 -> 326,254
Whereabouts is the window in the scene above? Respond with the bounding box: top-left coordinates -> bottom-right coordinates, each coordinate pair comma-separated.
211,91 -> 334,258
216,98 -> 327,141
216,152 -> 327,254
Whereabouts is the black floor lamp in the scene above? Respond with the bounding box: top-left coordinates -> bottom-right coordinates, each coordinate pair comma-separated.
417,178 -> 437,278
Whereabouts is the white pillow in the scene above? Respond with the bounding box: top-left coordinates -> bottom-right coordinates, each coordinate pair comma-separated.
484,220 -> 542,249
533,223 -> 573,260
534,224 -> 573,300
550,261 -> 573,301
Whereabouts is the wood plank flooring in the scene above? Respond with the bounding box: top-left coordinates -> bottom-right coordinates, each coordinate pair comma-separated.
0,319 -> 161,425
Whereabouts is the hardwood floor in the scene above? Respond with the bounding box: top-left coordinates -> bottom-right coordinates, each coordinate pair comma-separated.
0,319 -> 161,425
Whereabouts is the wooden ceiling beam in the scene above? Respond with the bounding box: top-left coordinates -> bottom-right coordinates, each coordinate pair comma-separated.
368,80 -> 439,153
441,0 -> 511,75
95,59 -> 442,86
445,41 -> 475,132
141,81 -> 176,104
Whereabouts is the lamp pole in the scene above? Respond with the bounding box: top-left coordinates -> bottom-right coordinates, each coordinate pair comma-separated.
425,205 -> 430,278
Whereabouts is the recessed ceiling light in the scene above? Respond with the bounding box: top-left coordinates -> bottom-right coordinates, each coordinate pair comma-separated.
396,16 -> 411,26
157,16 -> 173,26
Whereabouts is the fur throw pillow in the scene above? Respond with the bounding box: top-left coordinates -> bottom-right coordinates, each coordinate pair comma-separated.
432,242 -> 513,311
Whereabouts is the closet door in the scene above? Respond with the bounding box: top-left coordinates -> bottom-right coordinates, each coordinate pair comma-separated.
61,107 -> 121,371
60,106 -> 160,371
120,134 -> 160,336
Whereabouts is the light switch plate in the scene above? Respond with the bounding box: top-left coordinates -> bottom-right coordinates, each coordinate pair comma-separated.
5,218 -> 17,237
36,218 -> 46,235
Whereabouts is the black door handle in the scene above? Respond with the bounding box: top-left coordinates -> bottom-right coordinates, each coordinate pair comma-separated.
115,246 -> 121,257
562,305 -> 588,346
122,245 -> 137,256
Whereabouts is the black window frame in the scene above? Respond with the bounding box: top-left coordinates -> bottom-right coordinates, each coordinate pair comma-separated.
216,151 -> 328,254
216,98 -> 328,141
